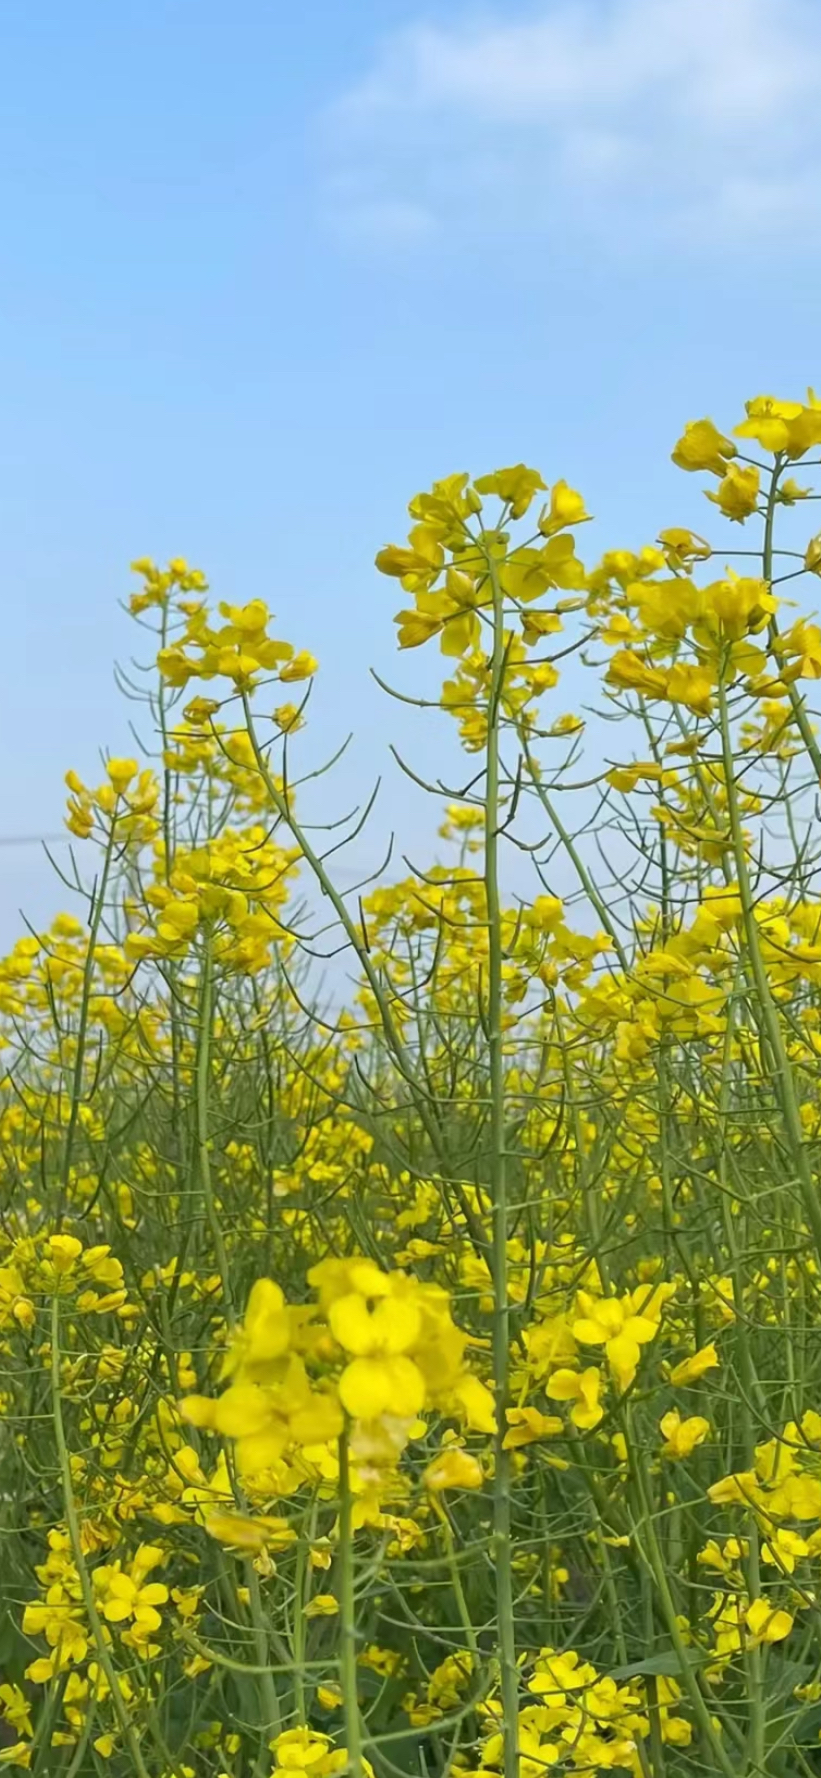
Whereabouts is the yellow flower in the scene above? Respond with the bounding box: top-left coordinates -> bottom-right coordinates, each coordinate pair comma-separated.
545,1366 -> 603,1429
0,1687 -> 32,1741
223,1278 -> 292,1384
697,1537 -> 747,1575
606,649 -> 668,700
762,1528 -> 808,1574
705,463 -> 760,522
0,1265 -> 34,1332
106,756 -> 139,793
427,1651 -> 475,1709
523,1314 -> 578,1377
488,1718 -> 562,1778
698,575 -> 776,642
775,1473 -> 821,1520
204,1512 -> 296,1554
745,1598 -> 794,1645
658,527 -> 712,569
329,1283 -> 420,1356
269,1727 -> 351,1777
451,1373 -> 497,1435
503,1407 -> 564,1450
183,1356 -> 340,1476
474,464 -> 547,518
538,480 -> 591,536
44,1235 -> 83,1276
375,535 -> 444,595
672,418 -> 736,475
280,651 -> 318,683
548,711 -> 584,735
778,476 -> 813,502
707,1470 -> 759,1506
0,1744 -> 31,1769
635,577 -> 702,640
338,1353 -> 425,1420
572,1289 -> 661,1390
664,661 -> 716,716
274,703 -> 304,732
424,1448 -> 484,1491
659,1410 -> 710,1459
328,1275 -> 426,1421
734,392 -> 821,457
96,1544 -> 169,1646
22,1593 -> 89,1678
668,1343 -> 719,1386
805,534 -> 821,574
528,1647 -> 597,1698
304,1594 -> 339,1618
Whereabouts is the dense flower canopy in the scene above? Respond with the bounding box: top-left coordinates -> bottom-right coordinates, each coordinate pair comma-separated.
3,392 -> 821,1776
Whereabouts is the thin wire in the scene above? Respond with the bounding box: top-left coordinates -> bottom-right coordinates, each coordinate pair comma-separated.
0,833 -> 69,846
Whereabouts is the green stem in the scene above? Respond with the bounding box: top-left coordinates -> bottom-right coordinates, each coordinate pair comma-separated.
246,1561 -> 281,1748
626,1417 -> 738,1778
518,733 -> 631,973
62,1698 -> 96,1778
239,698 -> 443,1158
239,693 -> 488,1258
716,979 -> 766,1772
195,937 -> 279,1750
645,1674 -> 667,1778
57,826 -> 116,1223
338,1427 -> 364,1778
430,1497 -> 480,1658
763,456 -> 821,780
195,934 -> 233,1311
50,1294 -> 154,1778
484,552 -> 519,1778
292,1528 -> 308,1722
716,662 -> 821,1263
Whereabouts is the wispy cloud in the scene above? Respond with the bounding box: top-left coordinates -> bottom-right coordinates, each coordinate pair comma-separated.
323,0 -> 821,248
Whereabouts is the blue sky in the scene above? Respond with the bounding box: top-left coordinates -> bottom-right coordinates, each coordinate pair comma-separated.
4,0 -> 821,939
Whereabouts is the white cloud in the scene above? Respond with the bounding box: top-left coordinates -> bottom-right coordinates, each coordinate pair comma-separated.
325,0 -> 821,247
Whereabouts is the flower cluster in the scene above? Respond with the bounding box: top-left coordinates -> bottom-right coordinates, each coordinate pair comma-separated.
156,594 -> 317,694
5,388 -> 821,1776
65,758 -> 160,844
181,1264 -> 495,1515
